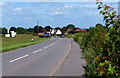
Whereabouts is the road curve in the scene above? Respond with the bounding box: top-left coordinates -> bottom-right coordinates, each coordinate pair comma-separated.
2,38 -> 72,76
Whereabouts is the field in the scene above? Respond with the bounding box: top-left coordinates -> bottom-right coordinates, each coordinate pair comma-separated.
0,34 -> 51,53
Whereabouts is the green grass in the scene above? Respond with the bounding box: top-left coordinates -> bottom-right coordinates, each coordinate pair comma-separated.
0,34 -> 51,53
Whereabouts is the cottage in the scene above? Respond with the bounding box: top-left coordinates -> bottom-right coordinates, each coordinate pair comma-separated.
67,29 -> 73,32
5,29 -> 17,37
75,29 -> 87,32
56,29 -> 62,35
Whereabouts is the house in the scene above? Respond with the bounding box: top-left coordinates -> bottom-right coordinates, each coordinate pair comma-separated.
38,29 -> 62,38
56,29 -> 62,35
51,29 -> 55,35
67,29 -> 73,32
5,29 -> 17,37
75,29 -> 87,32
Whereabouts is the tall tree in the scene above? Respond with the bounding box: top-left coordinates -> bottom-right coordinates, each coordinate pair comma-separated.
44,26 -> 52,31
0,27 -> 2,34
62,26 -> 67,32
34,26 -> 43,33
66,24 -> 75,29
2,27 -> 7,34
55,27 -> 61,30
10,27 -> 16,32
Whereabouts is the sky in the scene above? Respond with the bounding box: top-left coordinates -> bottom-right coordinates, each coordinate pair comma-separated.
0,1 -> 118,29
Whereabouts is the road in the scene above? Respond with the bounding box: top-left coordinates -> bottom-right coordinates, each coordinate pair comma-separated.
2,38 -> 72,76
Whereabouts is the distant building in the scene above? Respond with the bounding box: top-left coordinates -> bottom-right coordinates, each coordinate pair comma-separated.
75,29 -> 87,32
67,29 -> 73,32
5,29 -> 17,37
5,34 -> 10,37
56,29 -> 62,35
51,29 -> 55,35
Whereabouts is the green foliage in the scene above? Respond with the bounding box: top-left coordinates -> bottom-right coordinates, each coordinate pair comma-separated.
10,27 -> 17,32
44,26 -> 52,31
2,27 -> 7,34
0,27 -> 2,34
16,27 -> 28,34
27,28 -> 34,32
74,1 -> 120,77
62,26 -> 68,33
34,26 -> 43,33
66,24 -> 75,29
55,27 -> 61,30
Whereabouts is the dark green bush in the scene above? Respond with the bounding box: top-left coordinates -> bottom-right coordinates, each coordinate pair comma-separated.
75,1 -> 120,77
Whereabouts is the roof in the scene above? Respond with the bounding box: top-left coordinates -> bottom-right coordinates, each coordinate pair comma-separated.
75,29 -> 87,32
67,29 -> 73,32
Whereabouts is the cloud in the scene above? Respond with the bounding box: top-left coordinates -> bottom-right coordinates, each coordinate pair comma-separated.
85,4 -> 97,8
0,2 -> 7,6
50,18 -> 54,21
11,8 -> 22,12
64,5 -> 73,8
52,11 -> 63,15
14,17 -> 32,20
7,18 -> 12,21
43,16 -> 47,19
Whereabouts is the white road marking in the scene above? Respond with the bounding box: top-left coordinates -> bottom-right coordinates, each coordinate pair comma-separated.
44,46 -> 48,49
43,38 -> 62,50
10,54 -> 29,63
50,44 -> 53,46
51,39 -> 60,45
33,49 -> 42,53
47,46 -> 49,48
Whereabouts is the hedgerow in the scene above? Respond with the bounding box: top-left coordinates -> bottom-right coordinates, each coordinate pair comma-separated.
75,1 -> 120,77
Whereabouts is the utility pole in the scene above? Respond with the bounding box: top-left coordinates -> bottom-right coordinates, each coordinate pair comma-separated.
37,20 -> 39,33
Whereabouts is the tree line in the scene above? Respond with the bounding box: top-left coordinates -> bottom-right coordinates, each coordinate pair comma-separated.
0,24 -> 78,34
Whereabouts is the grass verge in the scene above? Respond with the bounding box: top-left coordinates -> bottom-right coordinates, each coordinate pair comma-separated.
1,34 -> 51,53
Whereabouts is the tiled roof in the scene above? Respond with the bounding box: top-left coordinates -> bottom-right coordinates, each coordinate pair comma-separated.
75,29 -> 87,32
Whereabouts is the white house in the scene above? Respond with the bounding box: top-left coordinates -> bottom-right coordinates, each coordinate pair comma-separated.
51,29 -> 55,34
56,29 -> 62,35
5,29 -> 17,37
5,34 -> 10,37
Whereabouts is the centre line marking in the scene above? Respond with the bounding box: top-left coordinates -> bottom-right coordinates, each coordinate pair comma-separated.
10,54 -> 29,63
44,46 -> 47,49
46,46 -> 49,48
33,49 -> 42,53
50,44 -> 53,46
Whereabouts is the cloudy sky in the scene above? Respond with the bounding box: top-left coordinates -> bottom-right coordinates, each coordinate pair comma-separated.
0,1 -> 118,29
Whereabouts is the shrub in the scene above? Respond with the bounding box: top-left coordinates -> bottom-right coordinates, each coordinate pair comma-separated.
78,1 -> 120,77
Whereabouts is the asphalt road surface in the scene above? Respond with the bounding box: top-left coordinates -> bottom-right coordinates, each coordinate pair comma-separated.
2,38 -> 72,76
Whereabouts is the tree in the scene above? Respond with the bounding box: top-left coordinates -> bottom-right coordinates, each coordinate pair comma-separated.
28,28 -> 34,32
80,1 -> 120,77
44,26 -> 52,31
0,27 -> 2,34
55,27 -> 61,30
96,23 -> 103,27
10,27 -> 16,32
62,26 -> 68,33
2,27 -> 7,34
66,24 -> 75,29
16,27 -> 27,34
34,26 -> 43,33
